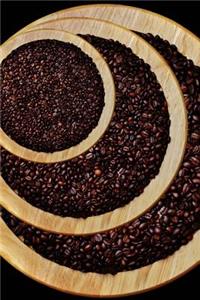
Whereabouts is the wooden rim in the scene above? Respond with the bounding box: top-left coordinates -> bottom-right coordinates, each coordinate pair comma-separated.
0,28 -> 115,163
0,18 -> 187,235
0,218 -> 199,298
14,3 -> 200,65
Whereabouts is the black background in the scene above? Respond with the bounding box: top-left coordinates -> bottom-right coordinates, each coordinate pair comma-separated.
1,1 -> 200,299
1,0 -> 200,42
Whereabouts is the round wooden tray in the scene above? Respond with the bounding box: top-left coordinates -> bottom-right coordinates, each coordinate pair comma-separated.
0,29 -> 115,163
1,4 -> 200,297
0,18 -> 187,235
0,218 -> 199,297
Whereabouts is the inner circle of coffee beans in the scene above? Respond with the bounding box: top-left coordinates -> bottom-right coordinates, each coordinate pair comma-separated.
1,32 -> 199,275
1,39 -> 105,152
1,35 -> 170,218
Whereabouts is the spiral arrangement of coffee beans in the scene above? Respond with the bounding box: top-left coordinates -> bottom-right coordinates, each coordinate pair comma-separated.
1,33 -> 200,275
1,35 -> 170,218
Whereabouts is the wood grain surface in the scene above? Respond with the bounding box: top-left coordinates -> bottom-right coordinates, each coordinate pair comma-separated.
0,218 -> 199,297
0,28 -> 115,163
0,18 -> 187,235
16,4 -> 200,65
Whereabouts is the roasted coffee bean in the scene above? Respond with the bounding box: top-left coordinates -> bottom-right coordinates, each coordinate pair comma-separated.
93,234 -> 103,243
1,39 -> 105,152
1,35 -> 170,218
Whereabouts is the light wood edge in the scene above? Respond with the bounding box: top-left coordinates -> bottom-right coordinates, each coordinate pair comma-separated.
0,28 -> 115,163
0,219 -> 199,297
9,4 -> 200,66
0,18 -> 187,235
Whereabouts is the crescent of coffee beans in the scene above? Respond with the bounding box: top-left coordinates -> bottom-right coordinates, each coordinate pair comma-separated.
1,35 -> 170,218
1,33 -> 200,275
1,39 -> 105,152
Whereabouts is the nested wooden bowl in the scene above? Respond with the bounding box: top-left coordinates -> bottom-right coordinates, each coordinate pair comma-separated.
0,18 -> 187,235
0,29 -> 115,163
1,5 -> 200,297
0,218 -> 199,297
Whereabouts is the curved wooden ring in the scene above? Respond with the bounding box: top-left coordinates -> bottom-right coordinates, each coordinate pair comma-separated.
15,3 -> 200,65
0,219 -> 199,298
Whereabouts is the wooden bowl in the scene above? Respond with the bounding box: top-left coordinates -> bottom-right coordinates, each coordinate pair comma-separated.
0,218 -> 199,297
17,3 -> 200,65
0,29 -> 115,163
1,4 -> 200,297
0,18 -> 187,235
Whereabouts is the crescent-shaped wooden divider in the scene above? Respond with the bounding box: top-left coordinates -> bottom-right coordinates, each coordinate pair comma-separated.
16,4 -> 200,65
0,218 -> 199,297
0,18 -> 187,235
0,28 -> 115,163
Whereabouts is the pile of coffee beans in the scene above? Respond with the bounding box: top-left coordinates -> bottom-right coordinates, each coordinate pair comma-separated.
1,34 -> 200,275
1,35 -> 170,218
1,39 -> 105,152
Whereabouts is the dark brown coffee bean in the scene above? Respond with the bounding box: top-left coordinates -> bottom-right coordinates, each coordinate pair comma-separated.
190,156 -> 200,166
182,183 -> 189,194
93,234 -> 103,243
84,244 -> 92,252
191,132 -> 200,140
192,178 -> 200,184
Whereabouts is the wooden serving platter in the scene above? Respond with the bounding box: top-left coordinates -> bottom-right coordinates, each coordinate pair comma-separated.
1,4 -> 199,297
0,18 -> 187,235
0,29 -> 115,163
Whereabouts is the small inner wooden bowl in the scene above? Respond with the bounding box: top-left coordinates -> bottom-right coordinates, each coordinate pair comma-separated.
0,18 -> 187,235
0,29 -> 115,163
